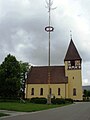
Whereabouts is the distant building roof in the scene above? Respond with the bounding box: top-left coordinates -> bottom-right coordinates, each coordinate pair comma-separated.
64,39 -> 82,61
26,66 -> 68,84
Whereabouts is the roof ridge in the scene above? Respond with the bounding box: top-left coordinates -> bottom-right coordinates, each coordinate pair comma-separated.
31,66 -> 65,68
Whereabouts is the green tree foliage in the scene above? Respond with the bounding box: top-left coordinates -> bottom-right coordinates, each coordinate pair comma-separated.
83,90 -> 88,98
0,54 -> 20,98
19,61 -> 30,99
20,61 -> 30,79
83,89 -> 90,101
87,91 -> 90,97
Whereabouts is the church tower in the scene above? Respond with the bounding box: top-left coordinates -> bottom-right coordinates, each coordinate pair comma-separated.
64,39 -> 82,100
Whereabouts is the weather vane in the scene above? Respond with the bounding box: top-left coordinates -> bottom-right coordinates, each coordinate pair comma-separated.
45,0 -> 56,104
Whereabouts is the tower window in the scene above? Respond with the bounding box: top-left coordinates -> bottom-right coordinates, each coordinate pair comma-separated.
71,61 -> 75,67
40,88 -> 43,95
68,61 -> 71,69
68,61 -> 76,69
75,60 -> 81,69
73,88 -> 76,96
58,88 -> 60,95
31,88 -> 34,95
68,60 -> 81,70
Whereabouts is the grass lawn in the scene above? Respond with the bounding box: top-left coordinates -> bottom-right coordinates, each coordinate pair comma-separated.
0,102 -> 70,112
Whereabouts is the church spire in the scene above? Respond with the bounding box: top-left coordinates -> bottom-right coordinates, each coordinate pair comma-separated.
64,39 -> 82,61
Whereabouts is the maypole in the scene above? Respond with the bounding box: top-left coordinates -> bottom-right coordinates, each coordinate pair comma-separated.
45,0 -> 56,104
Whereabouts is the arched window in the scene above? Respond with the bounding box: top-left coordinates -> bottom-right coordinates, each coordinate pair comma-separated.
31,88 -> 34,95
40,88 -> 43,95
58,88 -> 60,95
49,88 -> 52,95
73,88 -> 76,96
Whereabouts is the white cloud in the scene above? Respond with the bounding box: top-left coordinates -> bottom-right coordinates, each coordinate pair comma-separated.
82,79 -> 89,86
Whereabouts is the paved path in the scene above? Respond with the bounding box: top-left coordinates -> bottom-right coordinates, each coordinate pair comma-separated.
0,110 -> 27,117
1,102 -> 90,120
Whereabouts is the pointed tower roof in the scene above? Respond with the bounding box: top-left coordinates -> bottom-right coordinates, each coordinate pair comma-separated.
64,39 -> 82,61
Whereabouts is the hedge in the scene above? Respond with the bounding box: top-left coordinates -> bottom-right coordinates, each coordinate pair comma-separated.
30,97 -> 73,104
30,97 -> 47,104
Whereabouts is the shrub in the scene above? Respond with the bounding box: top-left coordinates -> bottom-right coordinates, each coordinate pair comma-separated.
56,98 -> 66,104
30,97 -> 47,104
28,97 -> 73,104
51,98 -> 73,104
51,98 -> 65,104
51,98 -> 56,104
65,98 -> 73,103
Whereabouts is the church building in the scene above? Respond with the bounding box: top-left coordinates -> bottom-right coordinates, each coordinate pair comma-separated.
25,39 -> 82,100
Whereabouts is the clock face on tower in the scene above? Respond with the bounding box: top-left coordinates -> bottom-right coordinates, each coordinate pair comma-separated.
68,60 -> 81,70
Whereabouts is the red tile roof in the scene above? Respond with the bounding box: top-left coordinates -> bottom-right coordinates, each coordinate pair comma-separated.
64,39 -> 82,61
26,66 -> 68,84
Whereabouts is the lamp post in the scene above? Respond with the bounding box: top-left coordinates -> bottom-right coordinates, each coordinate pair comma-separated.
45,0 -> 54,104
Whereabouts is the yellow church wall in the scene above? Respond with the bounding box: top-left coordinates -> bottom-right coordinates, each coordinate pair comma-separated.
25,84 -> 68,99
65,61 -> 82,100
25,61 -> 82,100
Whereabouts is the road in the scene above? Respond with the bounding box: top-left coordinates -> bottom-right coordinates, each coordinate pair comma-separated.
1,102 -> 90,120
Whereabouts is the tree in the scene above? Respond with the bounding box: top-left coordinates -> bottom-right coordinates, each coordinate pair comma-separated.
87,91 -> 90,97
0,54 -> 20,98
83,89 -> 88,98
19,61 -> 30,99
83,89 -> 90,101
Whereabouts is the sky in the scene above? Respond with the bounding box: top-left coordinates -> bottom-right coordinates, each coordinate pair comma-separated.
0,0 -> 90,86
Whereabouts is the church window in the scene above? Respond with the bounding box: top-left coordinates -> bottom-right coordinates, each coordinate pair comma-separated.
40,88 -> 43,95
31,88 -> 34,95
73,88 -> 76,96
58,88 -> 60,95
49,88 -> 52,95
